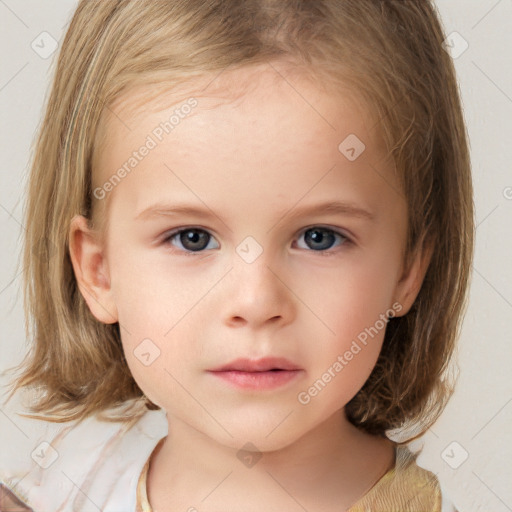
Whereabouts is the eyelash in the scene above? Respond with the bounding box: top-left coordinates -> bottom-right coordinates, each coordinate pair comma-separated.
160,225 -> 353,257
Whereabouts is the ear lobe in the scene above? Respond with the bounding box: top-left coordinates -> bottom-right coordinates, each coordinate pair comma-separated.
393,239 -> 434,317
68,215 -> 118,324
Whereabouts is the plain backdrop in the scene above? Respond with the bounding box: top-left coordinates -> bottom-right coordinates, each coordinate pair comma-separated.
1,1 -> 511,511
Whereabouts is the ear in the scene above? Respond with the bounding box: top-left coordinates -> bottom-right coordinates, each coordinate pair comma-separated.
392,238 -> 434,317
68,215 -> 118,324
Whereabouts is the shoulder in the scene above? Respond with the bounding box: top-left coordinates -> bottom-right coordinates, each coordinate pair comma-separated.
350,443 -> 459,512
0,404 -> 167,511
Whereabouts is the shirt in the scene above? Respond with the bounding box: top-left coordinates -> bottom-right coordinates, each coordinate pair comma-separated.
0,406 -> 459,511
135,436 -> 458,512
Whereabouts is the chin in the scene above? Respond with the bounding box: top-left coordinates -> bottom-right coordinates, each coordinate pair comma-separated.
211,422 -> 306,455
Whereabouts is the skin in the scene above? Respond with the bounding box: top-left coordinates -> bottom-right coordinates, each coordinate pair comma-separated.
69,62 -> 432,511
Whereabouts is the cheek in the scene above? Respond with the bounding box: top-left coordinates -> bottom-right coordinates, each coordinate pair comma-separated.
300,300 -> 389,412
108,241 -> 197,330
306,256 -> 399,338
120,318 -> 198,410
299,254 -> 398,383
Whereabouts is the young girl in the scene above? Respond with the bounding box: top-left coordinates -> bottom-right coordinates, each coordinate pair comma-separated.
0,0 -> 473,510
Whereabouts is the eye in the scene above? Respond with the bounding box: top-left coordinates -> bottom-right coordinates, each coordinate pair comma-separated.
161,225 -> 351,255
162,227 -> 219,254
294,226 -> 350,254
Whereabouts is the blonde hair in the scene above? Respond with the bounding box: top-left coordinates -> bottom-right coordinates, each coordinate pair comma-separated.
2,0 -> 473,442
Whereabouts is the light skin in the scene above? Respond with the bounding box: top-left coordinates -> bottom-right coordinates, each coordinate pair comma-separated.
69,62 -> 432,511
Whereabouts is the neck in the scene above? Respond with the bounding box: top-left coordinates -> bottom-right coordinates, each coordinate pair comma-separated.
147,410 -> 396,511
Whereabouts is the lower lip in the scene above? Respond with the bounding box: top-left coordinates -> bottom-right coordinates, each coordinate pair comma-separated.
208,370 -> 303,390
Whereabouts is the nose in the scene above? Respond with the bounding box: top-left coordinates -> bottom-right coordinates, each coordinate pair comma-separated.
221,252 -> 295,329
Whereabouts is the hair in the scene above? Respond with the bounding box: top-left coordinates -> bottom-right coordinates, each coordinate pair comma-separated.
2,0 -> 474,443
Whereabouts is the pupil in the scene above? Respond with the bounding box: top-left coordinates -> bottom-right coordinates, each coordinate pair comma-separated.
307,228 -> 333,250
182,230 -> 207,251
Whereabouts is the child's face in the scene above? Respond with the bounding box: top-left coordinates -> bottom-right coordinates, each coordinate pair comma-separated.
71,63 -> 429,449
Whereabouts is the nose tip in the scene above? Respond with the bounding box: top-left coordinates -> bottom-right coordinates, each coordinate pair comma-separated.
223,260 -> 294,329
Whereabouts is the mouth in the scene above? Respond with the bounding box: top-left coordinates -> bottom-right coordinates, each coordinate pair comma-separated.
207,357 -> 303,390
209,357 -> 302,373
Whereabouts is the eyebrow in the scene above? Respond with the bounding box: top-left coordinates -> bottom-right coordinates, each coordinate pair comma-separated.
135,200 -> 376,223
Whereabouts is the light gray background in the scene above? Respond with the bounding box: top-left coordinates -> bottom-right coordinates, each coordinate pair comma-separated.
1,1 -> 511,510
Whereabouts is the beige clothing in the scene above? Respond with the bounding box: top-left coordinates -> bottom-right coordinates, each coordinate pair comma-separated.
136,443 -> 450,511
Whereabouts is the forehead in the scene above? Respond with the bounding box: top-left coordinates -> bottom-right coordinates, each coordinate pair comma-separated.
99,61 -> 386,151
93,62 -> 401,224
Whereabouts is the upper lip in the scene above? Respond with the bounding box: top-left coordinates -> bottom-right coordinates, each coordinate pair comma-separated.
209,357 -> 301,372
